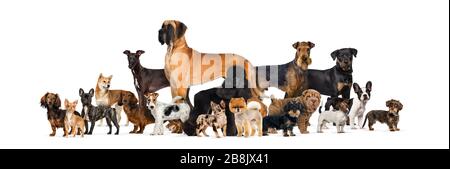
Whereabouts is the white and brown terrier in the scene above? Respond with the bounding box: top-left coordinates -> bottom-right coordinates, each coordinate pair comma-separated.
64,99 -> 85,137
196,101 -> 227,138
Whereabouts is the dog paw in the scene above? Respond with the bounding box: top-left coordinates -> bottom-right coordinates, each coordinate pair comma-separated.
369,128 -> 374,131
107,132 -> 112,135
290,134 -> 296,136
115,133 -> 119,135
283,134 -> 289,137
49,134 -> 56,137
396,128 -> 400,131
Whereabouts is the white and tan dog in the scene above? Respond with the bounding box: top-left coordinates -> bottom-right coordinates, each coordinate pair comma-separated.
317,99 -> 350,133
348,81 -> 372,129
229,97 -> 263,137
95,73 -> 128,126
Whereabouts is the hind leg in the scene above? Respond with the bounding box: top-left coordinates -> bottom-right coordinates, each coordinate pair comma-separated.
368,120 -> 375,131
222,125 -> 227,137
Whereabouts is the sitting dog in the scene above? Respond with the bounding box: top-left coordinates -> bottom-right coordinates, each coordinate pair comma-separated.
263,101 -> 304,137
118,91 -> 155,134
363,99 -> 403,132
317,98 -> 351,133
196,101 -> 227,138
63,99 -> 85,137
348,81 -> 372,129
145,92 -> 191,135
307,48 -> 358,99
269,89 -> 321,134
79,88 -> 120,135
229,98 -> 263,137
40,92 -> 81,137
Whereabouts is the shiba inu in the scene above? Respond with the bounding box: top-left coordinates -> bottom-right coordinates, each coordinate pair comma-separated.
95,73 -> 128,126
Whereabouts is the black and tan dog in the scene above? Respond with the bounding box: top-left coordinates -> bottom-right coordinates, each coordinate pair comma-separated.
256,41 -> 315,98
158,20 -> 263,102
363,99 -> 403,132
307,48 -> 358,99
263,101 -> 305,137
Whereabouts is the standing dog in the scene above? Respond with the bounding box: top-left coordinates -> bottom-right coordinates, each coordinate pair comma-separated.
363,99 -> 403,132
196,101 -> 227,138
95,73 -> 127,126
348,81 -> 372,129
307,48 -> 358,99
317,98 -> 351,133
229,98 -> 263,137
256,41 -> 315,98
118,91 -> 155,134
263,101 -> 304,137
79,88 -> 120,135
158,20 -> 262,102
63,99 -> 85,137
41,92 -> 81,137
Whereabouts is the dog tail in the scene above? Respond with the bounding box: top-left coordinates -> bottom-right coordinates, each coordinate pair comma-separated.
318,101 -> 323,114
362,113 -> 369,128
247,101 -> 261,110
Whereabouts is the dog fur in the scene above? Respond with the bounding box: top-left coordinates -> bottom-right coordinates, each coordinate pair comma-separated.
196,101 -> 227,138
263,101 -> 304,137
95,73 -> 127,125
63,99 -> 85,137
317,98 -> 351,133
363,99 -> 403,131
40,92 -> 81,137
348,81 -> 372,129
229,98 -> 263,137
117,91 -> 155,134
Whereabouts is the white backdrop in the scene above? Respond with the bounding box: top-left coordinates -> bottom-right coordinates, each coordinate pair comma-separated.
0,0 -> 448,149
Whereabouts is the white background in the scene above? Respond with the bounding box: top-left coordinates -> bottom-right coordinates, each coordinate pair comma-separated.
0,0 -> 448,149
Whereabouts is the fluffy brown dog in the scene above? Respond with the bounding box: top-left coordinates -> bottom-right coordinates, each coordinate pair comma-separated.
64,99 -> 85,137
269,89 -> 321,134
118,91 -> 155,133
363,99 -> 403,131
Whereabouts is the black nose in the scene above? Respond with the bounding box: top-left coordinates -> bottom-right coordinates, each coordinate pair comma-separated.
150,106 -> 154,109
107,85 -> 110,88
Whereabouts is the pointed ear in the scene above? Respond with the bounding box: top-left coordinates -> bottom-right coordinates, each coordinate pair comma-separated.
154,93 -> 159,98
350,48 -> 358,58
176,21 -> 187,39
79,88 -> 84,96
353,83 -> 361,93
366,81 -> 372,92
64,99 -> 69,107
89,88 -> 94,97
73,100 -> 78,105
108,75 -> 113,79
220,100 -> 226,108
40,92 -> 49,108
308,41 -> 315,48
123,50 -> 130,55
331,49 -> 340,60
99,73 -> 103,78
210,101 -> 215,108
136,50 -> 145,56
292,42 -> 300,49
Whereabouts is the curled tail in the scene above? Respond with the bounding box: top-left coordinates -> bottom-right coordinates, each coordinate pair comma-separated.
362,113 -> 369,128
247,101 -> 261,110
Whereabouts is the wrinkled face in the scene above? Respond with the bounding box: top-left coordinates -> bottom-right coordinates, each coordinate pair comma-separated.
145,93 -> 159,110
293,41 -> 315,71
301,89 -> 321,113
97,74 -> 112,90
331,48 -> 357,72
64,100 -> 78,113
353,81 -> 372,102
158,20 -> 187,46
386,99 -> 403,116
229,98 -> 247,114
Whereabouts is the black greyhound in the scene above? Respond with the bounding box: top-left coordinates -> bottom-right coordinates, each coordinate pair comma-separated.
79,88 -> 119,135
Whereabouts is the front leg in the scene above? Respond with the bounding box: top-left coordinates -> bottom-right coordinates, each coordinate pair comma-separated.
282,127 -> 289,137
84,120 -> 89,134
288,126 -> 295,136
394,121 -> 400,131
110,111 -> 120,135
130,125 -> 138,133
105,117 -> 113,135
88,121 -> 95,135
349,113 -> 357,129
357,115 -> 364,129
50,125 -> 56,137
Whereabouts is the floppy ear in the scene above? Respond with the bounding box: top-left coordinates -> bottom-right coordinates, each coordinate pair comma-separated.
40,92 -> 49,108
79,88 -> 84,97
123,50 -> 130,55
308,41 -> 315,48
350,48 -> 358,58
130,93 -> 138,105
220,100 -> 226,109
366,81 -> 372,92
89,88 -> 94,97
398,101 -> 403,111
331,49 -> 340,60
386,100 -> 393,107
117,93 -> 124,106
136,50 -> 145,56
54,94 -> 61,108
353,83 -> 362,93
292,42 -> 300,49
176,21 -> 187,39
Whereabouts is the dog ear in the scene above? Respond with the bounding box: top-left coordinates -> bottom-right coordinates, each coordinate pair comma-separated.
130,93 -> 138,105
385,100 -> 393,108
210,101 -> 215,109
397,101 -> 403,111
176,21 -> 187,39
99,73 -> 104,78
154,93 -> 159,98
40,92 -> 49,108
79,88 -> 84,97
366,81 -> 372,92
292,42 -> 300,49
64,99 -> 69,108
107,75 -> 113,79
331,49 -> 340,60
353,83 -> 362,93
123,50 -> 130,55
220,100 -> 226,109
89,88 -> 94,97
308,41 -> 315,48
73,100 -> 78,105
350,48 -> 358,58
136,50 -> 145,56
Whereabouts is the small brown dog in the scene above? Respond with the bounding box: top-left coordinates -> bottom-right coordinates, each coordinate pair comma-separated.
118,91 -> 155,134
64,99 -> 85,137
229,97 -> 263,137
196,101 -> 227,138
363,99 -> 403,132
269,89 -> 321,134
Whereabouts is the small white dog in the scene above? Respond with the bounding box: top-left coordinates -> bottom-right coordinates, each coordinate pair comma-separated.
348,81 -> 372,129
317,99 -> 350,133
144,92 -> 190,135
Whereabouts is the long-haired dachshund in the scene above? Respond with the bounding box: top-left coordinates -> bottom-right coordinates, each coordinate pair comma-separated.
40,92 -> 81,136
118,91 -> 155,134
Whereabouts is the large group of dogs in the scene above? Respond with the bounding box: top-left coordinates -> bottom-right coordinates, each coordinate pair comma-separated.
40,20 -> 404,138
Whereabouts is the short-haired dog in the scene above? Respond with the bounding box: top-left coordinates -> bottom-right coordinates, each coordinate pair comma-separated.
64,99 -> 85,137
363,99 -> 403,132
348,81 -> 372,129
196,100 -> 227,138
317,98 -> 350,133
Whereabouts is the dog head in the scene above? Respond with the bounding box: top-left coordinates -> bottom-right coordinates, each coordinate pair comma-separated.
158,20 -> 187,46
292,41 -> 315,71
64,99 -> 78,113
123,50 -> 145,69
40,92 -> 61,109
331,48 -> 357,72
97,73 -> 112,90
119,91 -> 138,106
353,81 -> 372,102
386,99 -> 403,116
211,100 -> 226,115
79,88 -> 94,106
283,101 -> 305,117
300,89 -> 321,113
144,92 -> 159,110
229,97 -> 247,114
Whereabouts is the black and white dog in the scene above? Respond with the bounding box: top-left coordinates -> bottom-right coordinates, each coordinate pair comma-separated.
79,88 -> 120,135
348,81 -> 372,129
